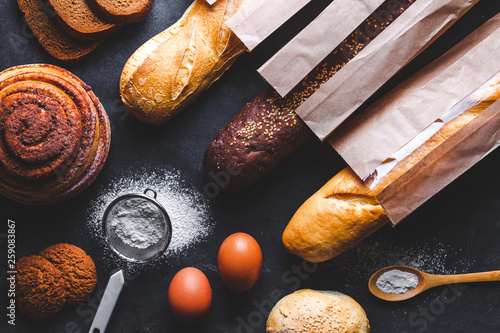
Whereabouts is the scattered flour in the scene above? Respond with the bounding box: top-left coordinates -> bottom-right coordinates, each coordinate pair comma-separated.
86,169 -> 213,268
376,269 -> 419,294
323,233 -> 469,281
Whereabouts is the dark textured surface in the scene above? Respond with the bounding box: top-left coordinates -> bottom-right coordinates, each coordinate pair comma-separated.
1,0 -> 500,332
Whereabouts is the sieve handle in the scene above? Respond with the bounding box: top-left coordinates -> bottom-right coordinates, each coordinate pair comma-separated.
88,269 -> 125,333
144,188 -> 157,199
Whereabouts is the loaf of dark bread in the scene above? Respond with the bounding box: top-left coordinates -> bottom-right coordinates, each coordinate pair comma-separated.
204,88 -> 313,192
204,0 -> 416,192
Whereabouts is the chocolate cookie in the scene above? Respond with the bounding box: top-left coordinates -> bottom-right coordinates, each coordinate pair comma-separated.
40,243 -> 97,306
15,255 -> 67,319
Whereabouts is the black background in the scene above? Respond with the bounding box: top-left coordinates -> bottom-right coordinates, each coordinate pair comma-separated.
1,0 -> 500,332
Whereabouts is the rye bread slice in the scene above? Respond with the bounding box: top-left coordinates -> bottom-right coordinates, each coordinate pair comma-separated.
17,0 -> 104,61
86,0 -> 152,23
49,0 -> 121,41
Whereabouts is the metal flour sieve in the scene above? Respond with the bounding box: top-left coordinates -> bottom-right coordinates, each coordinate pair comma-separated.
89,189 -> 172,333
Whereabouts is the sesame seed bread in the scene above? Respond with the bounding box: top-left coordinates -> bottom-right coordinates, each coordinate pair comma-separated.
203,0 -> 415,192
204,88 -> 313,192
17,0 -> 104,61
119,0 -> 247,125
49,0 -> 121,41
86,0 -> 152,23
266,289 -> 370,333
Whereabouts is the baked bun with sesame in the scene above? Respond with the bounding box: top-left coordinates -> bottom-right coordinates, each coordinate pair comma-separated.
204,0 -> 415,192
266,289 -> 370,333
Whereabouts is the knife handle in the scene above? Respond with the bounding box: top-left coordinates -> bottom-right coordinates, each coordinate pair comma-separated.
88,269 -> 125,333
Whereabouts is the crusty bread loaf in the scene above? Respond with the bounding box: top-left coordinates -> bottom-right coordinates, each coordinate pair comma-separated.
49,0 -> 121,41
203,0 -> 415,192
283,80 -> 500,263
283,167 -> 386,263
120,0 -> 247,125
266,289 -> 370,333
86,0 -> 152,23
17,0 -> 104,61
204,88 -> 313,192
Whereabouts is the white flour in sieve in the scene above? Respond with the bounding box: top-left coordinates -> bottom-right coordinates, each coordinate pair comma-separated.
87,169 -> 213,257
107,197 -> 166,249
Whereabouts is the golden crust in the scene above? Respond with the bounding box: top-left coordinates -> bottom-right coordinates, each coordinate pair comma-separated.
283,80 -> 500,263
119,0 -> 247,125
283,168 -> 386,263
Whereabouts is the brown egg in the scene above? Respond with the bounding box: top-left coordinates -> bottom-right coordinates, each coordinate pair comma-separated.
167,267 -> 212,324
218,232 -> 263,292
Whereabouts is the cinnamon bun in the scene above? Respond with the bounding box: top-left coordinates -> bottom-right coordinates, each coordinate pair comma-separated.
0,64 -> 110,205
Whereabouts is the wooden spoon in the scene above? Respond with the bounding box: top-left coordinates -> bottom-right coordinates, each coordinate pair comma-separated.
369,265 -> 500,301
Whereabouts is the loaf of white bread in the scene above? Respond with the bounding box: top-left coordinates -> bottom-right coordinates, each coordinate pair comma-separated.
120,0 -> 247,125
283,77 -> 500,263
266,289 -> 370,333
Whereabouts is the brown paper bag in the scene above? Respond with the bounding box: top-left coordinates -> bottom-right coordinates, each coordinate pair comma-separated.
257,0 -> 386,97
328,14 -> 500,225
379,96 -> 500,225
294,0 -> 480,141
226,0 -> 311,51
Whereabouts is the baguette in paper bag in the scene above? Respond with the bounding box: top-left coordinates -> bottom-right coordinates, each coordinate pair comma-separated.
282,9 -> 500,262
283,76 -> 500,262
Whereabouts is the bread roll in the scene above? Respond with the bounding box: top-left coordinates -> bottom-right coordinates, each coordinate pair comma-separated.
266,289 -> 370,333
120,0 -> 247,125
283,79 -> 500,262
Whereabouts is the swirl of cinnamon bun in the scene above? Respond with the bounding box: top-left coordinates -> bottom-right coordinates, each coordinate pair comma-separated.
0,64 -> 110,205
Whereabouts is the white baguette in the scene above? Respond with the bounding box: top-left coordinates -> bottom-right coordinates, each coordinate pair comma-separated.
120,0 -> 247,125
283,79 -> 500,262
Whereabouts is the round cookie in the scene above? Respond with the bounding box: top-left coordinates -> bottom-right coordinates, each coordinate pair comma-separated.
16,255 -> 67,319
40,243 -> 97,306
